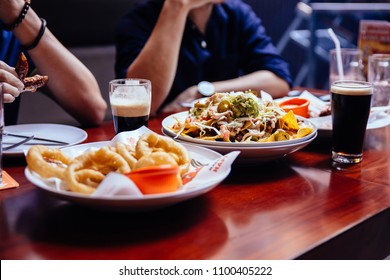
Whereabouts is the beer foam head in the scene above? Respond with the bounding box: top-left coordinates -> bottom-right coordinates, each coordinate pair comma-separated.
110,86 -> 150,117
331,81 -> 372,96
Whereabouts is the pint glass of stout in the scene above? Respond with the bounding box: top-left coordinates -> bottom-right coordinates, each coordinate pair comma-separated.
331,81 -> 373,164
109,79 -> 151,134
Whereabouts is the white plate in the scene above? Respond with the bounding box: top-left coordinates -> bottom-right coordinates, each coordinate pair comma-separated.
25,141 -> 229,211
310,111 -> 390,137
163,128 -> 317,163
3,123 -> 88,156
162,111 -> 317,147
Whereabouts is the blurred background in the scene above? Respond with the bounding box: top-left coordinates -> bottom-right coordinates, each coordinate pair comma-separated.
18,0 -> 390,124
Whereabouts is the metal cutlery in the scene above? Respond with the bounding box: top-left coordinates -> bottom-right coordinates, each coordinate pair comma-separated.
190,158 -> 208,168
3,135 -> 35,151
3,142 -> 63,146
3,132 -> 69,145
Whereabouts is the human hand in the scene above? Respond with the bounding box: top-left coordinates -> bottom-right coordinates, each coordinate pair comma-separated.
162,85 -> 201,113
0,60 -> 25,102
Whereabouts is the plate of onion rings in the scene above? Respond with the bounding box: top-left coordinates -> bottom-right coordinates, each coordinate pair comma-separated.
24,138 -> 235,211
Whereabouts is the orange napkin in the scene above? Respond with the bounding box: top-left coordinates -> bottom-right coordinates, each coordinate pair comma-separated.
0,171 -> 19,190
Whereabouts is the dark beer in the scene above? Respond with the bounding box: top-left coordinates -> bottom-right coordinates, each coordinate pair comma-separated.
331,81 -> 372,163
113,115 -> 149,133
109,78 -> 151,134
111,102 -> 150,133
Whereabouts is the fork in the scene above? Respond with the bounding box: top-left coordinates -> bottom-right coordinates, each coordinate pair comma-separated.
190,158 -> 208,168
3,135 -> 35,151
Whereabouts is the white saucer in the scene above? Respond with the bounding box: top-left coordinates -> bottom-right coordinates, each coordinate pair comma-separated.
3,123 -> 88,156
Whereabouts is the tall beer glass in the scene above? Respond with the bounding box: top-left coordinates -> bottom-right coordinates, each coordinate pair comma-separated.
109,79 -> 151,134
331,81 -> 373,164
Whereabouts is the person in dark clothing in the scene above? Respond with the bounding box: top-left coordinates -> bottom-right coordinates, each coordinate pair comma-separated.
115,0 -> 292,114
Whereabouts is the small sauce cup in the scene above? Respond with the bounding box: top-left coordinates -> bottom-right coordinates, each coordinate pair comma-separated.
279,97 -> 310,118
127,164 -> 180,194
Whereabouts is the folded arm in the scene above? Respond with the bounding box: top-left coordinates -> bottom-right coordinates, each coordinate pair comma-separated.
163,70 -> 289,112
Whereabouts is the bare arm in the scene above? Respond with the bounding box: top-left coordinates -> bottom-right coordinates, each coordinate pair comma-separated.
163,70 -> 290,112
212,70 -> 290,98
1,0 -> 107,126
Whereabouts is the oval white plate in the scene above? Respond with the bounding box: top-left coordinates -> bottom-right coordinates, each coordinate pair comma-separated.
25,141 -> 229,211
3,123 -> 87,156
162,111 -> 317,147
162,128 -> 317,163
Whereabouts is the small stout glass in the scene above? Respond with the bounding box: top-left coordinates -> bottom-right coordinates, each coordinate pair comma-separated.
109,79 -> 151,134
331,80 -> 373,164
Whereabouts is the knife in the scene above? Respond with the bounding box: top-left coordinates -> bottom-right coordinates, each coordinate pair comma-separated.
3,132 -> 69,145
3,135 -> 35,151
3,142 -> 63,146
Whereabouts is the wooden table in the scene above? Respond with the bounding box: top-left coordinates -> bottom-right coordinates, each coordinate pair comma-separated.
1,115 -> 390,260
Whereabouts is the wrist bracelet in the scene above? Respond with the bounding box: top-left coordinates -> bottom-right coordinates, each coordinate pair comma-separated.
3,0 -> 31,31
23,17 -> 46,51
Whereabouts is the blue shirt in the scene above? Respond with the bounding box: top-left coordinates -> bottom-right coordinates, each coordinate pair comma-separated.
0,27 -> 22,125
115,0 -> 292,109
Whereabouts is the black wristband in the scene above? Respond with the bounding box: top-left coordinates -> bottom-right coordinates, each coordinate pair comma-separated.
3,0 -> 31,31
23,18 -> 46,51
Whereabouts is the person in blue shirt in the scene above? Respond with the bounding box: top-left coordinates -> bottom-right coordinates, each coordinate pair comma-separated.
0,0 -> 107,126
115,0 -> 292,115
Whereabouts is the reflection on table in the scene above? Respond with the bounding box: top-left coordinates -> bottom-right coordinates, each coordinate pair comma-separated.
1,110 -> 390,260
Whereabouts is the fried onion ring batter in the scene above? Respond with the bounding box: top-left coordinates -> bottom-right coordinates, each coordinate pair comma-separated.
115,142 -> 137,169
65,147 -> 131,194
26,145 -> 71,179
136,133 -> 190,175
135,151 -> 178,170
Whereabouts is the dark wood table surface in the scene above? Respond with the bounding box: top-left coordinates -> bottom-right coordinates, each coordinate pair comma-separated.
1,112 -> 390,260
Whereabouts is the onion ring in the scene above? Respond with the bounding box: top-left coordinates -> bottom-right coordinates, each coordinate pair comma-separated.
115,142 -> 137,169
136,133 -> 190,175
26,145 -> 71,179
135,151 -> 178,170
64,147 -> 131,194
65,168 -> 105,194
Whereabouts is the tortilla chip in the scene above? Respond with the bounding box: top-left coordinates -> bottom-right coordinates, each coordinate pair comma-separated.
281,111 -> 300,131
266,130 -> 290,142
297,127 -> 313,138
